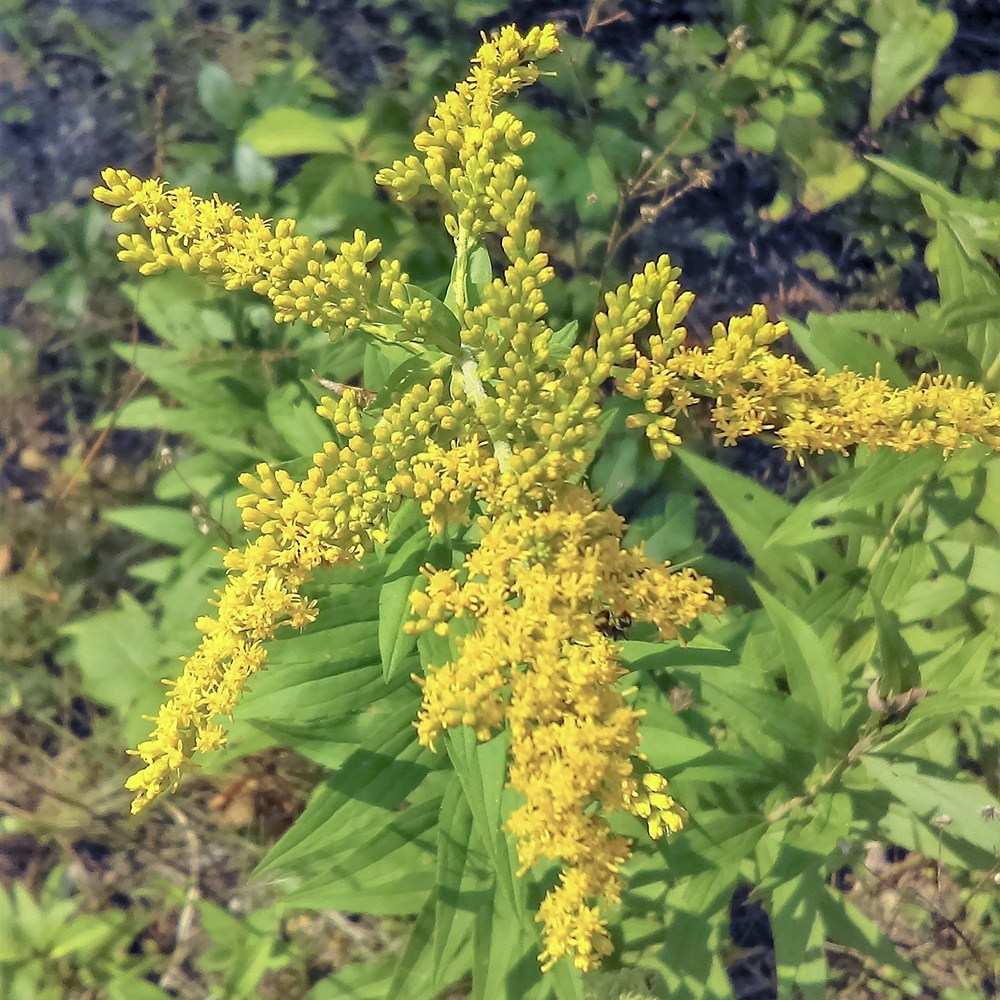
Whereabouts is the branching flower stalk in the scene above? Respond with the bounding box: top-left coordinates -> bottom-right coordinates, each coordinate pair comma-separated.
94,23 -> 1000,973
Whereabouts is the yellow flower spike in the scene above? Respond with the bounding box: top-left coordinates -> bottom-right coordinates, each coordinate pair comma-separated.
95,167 -> 430,344
412,483 -> 721,972
628,306 -> 1000,462
376,24 -> 560,238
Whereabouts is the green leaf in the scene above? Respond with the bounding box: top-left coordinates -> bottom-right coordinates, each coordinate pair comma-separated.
735,119 -> 777,153
764,9 -> 796,52
445,728 -> 526,921
631,706 -> 752,787
472,885 -> 553,1000
914,629 -> 993,694
757,96 -> 787,126
785,88 -> 824,118
695,660 -> 822,771
366,350 -> 436,414
877,689 -> 999,755
803,302 -> 974,372
580,147 -> 619,222
468,244 -> 493,300
386,897 -> 447,1000
771,864 -> 828,1000
61,593 -> 167,743
198,62 -> 245,129
284,845 -> 436,917
232,140 -> 276,194
446,240 -> 493,314
256,699 -> 433,876
282,798 -> 438,913
767,449 -> 939,551
862,755 -> 1000,864
795,137 -> 867,212
49,912 -> 126,958
239,633 -> 386,725
240,107 -> 368,156
106,977 -> 176,1000
432,778 -> 480,982
894,573 -> 967,623
245,671 -> 418,768
103,395 -> 259,458
668,813 -> 764,884
754,587 -> 844,733
549,319 -> 578,361
869,5 -> 956,127
865,155 -> 960,207
786,314 -> 909,387
939,293 -> 1000,334
939,71 -> 1000,150
729,49 -> 769,83
266,382 -> 332,456
819,888 -> 922,991
122,273 -> 234,351
934,212 -> 1000,382
401,283 -> 463,354
103,504 -> 201,549
197,901 -> 284,993
238,566 -> 416,729
647,863 -> 737,994
624,487 -> 698,561
589,431 -> 641,506
674,446 -> 827,594
380,522 -> 436,681
304,956 -> 396,1000
386,891 -> 471,1000
620,636 -> 736,674
869,542 -> 931,609
784,792 -> 853,859
113,344 -> 235,406
870,595 -> 921,698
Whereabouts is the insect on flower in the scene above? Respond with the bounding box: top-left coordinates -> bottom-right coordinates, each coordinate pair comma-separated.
595,608 -> 633,640
313,372 -> 377,407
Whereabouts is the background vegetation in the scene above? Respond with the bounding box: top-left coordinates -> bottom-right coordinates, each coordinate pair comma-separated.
1,0 -> 998,997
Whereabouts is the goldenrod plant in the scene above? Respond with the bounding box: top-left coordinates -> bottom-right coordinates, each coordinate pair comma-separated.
93,23 -> 1000,996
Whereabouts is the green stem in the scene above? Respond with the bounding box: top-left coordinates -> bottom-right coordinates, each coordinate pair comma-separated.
766,730 -> 875,826
865,478 -> 929,575
460,354 -> 512,470
452,225 -> 513,472
453,226 -> 470,314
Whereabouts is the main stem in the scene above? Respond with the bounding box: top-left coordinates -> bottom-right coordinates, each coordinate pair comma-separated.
453,225 -> 513,471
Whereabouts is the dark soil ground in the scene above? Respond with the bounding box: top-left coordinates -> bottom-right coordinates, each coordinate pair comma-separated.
2,1 -> 998,998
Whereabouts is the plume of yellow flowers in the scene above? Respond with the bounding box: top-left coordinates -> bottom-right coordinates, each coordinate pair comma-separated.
94,21 -> 1000,973
407,484 -> 720,968
622,304 -> 1000,461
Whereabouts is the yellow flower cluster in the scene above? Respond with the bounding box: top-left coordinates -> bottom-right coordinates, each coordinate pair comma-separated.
92,173 -> 443,347
94,17 -> 1000,973
123,371 -> 503,810
624,304 -> 1000,460
408,485 -> 721,970
127,535 -> 320,810
376,23 -> 560,239
104,24 -> 661,824
376,21 -> 697,504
